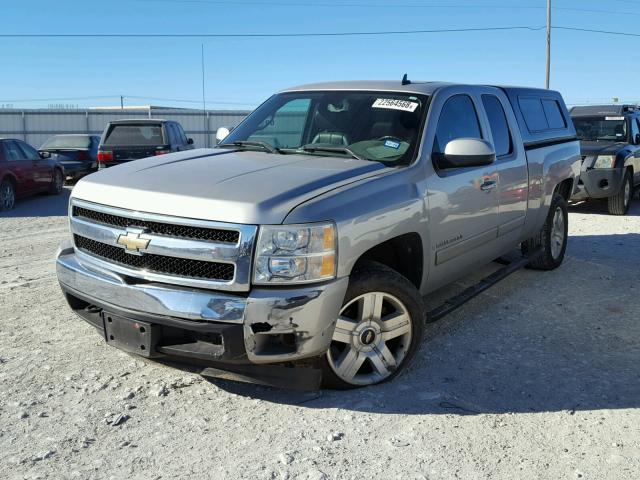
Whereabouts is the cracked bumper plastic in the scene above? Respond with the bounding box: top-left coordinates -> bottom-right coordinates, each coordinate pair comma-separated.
56,240 -> 348,365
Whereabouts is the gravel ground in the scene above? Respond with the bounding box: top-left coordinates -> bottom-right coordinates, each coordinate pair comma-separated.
1,189 -> 639,480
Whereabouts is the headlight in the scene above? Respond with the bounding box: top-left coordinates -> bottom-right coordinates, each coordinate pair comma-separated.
593,155 -> 616,169
253,222 -> 337,284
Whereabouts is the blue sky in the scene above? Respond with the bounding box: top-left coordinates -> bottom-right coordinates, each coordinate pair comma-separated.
0,0 -> 638,110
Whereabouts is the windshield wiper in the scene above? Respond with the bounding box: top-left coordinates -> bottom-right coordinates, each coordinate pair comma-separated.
219,141 -> 279,154
300,145 -> 365,161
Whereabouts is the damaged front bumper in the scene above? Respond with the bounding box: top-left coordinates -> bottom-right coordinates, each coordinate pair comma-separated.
56,241 -> 348,371
571,167 -> 624,200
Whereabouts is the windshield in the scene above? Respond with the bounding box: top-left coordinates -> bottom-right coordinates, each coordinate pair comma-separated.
220,91 -> 428,165
103,124 -> 164,146
41,135 -> 92,149
573,116 -> 627,142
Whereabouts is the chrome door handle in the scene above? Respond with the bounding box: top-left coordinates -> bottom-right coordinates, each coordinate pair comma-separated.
480,180 -> 497,192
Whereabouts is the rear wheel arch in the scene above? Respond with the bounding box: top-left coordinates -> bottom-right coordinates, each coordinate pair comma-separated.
352,233 -> 424,290
554,177 -> 574,202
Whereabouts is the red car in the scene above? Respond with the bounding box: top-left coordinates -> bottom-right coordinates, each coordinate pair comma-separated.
0,138 -> 65,211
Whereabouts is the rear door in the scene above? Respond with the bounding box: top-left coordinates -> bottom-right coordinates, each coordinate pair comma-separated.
425,89 -> 500,290
479,90 -> 528,247
3,140 -> 35,193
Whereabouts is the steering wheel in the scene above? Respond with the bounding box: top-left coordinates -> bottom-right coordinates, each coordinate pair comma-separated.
377,136 -> 402,142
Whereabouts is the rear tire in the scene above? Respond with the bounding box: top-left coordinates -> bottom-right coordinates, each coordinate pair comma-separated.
607,170 -> 633,215
521,193 -> 568,270
0,179 -> 16,211
49,169 -> 64,195
320,261 -> 425,389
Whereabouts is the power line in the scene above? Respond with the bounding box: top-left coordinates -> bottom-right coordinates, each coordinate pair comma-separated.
134,0 -> 640,17
4,25 -> 640,40
0,25 -> 546,38
554,26 -> 640,38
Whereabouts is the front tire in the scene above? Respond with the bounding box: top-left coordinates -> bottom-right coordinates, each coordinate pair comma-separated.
320,261 -> 425,389
0,179 -> 16,211
522,193 -> 568,270
608,170 -> 633,215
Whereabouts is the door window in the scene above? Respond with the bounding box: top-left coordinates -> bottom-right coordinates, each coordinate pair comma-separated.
176,124 -> 189,144
631,118 -> 640,144
433,95 -> 482,155
4,141 -> 26,161
17,141 -> 40,160
482,95 -> 513,157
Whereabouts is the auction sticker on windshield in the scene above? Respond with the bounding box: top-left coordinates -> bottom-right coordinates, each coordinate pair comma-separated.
605,116 -> 624,121
372,98 -> 419,112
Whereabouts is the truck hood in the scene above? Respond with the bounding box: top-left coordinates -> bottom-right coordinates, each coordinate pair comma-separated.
580,141 -> 625,157
71,148 -> 391,224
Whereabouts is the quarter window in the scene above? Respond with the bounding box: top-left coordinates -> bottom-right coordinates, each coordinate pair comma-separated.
4,141 -> 25,161
482,95 -> 513,157
433,95 -> 482,154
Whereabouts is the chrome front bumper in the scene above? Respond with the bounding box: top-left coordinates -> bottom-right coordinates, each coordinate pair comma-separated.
56,241 -> 348,364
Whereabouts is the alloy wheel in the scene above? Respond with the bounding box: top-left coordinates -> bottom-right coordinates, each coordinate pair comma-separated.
326,291 -> 412,386
1,182 -> 15,210
624,180 -> 631,208
550,206 -> 565,260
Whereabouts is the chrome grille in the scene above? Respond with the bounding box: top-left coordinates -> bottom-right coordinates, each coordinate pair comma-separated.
69,199 -> 257,291
74,235 -> 235,281
73,206 -> 240,243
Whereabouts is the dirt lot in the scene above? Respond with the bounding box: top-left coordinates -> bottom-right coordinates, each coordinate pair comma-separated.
1,189 -> 639,480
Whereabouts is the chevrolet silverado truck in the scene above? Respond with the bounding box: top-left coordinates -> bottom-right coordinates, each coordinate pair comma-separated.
56,80 -> 581,389
570,104 -> 640,215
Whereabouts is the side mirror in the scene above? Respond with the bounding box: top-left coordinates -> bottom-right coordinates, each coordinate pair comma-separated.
437,138 -> 496,169
39,151 -> 51,159
216,127 -> 231,144
635,133 -> 640,145
187,138 -> 194,145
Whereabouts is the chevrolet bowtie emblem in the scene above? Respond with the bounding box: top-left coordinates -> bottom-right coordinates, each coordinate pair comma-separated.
117,230 -> 150,253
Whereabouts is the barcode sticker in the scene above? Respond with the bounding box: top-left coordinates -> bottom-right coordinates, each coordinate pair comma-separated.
605,116 -> 624,121
372,98 -> 419,112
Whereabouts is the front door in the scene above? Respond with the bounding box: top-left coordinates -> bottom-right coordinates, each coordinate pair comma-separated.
17,141 -> 51,191
425,92 -> 500,292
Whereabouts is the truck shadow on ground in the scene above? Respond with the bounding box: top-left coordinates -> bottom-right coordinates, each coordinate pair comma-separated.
210,232 -> 640,415
0,187 -> 71,218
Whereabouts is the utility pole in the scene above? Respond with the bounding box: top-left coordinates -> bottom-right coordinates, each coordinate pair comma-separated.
546,0 -> 551,89
120,95 -> 124,109
201,44 -> 208,147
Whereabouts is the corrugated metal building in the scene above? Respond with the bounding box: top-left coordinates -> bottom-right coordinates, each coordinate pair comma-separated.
0,106 -> 251,149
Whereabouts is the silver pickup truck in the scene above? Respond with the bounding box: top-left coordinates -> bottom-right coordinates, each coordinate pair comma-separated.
56,80 -> 581,389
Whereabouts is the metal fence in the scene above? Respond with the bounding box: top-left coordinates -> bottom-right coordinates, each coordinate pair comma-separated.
0,107 -> 251,149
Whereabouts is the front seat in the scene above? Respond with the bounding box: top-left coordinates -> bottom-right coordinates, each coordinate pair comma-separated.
311,131 -> 349,145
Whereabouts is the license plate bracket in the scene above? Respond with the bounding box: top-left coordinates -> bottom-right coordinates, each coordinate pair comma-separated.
102,312 -> 158,358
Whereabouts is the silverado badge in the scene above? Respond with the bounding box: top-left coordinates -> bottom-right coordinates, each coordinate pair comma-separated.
117,230 -> 150,253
